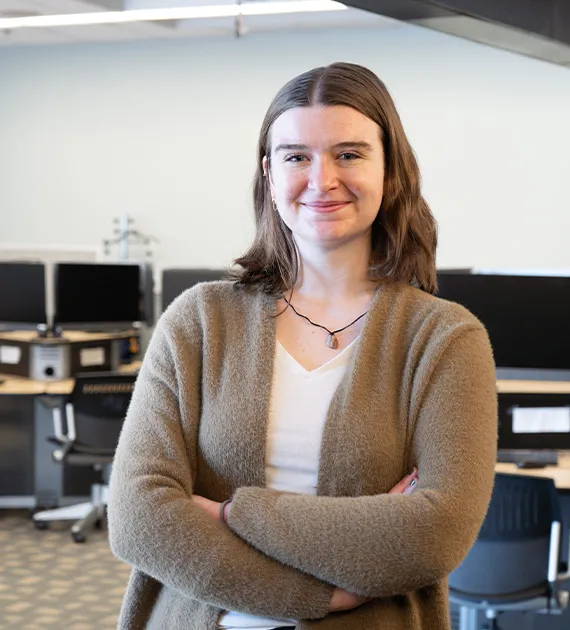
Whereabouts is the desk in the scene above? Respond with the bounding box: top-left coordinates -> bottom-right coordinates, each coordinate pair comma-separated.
0,377 -> 47,395
42,361 -> 142,396
0,362 -> 141,508
0,360 -> 141,396
497,380 -> 570,394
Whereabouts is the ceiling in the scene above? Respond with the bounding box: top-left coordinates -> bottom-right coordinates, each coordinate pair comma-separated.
0,0 -> 398,47
1,0 -> 569,69
345,0 -> 570,68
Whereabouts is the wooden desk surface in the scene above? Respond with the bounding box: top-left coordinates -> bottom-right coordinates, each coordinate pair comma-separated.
0,330 -> 136,344
0,377 -> 47,395
497,380 -> 570,394
0,361 -> 142,396
1,373 -> 570,398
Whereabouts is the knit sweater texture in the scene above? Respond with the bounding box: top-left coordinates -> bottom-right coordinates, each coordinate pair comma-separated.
108,280 -> 498,630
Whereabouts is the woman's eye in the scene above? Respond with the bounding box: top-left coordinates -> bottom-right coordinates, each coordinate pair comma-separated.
339,152 -> 360,161
284,154 -> 307,163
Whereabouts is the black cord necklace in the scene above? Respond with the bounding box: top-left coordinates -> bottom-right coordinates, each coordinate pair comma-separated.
283,296 -> 368,350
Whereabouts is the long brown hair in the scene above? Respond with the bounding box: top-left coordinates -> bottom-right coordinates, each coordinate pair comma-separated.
232,62 -> 438,295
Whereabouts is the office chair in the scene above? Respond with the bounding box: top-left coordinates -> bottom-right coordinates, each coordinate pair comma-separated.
33,372 -> 136,543
449,473 -> 570,630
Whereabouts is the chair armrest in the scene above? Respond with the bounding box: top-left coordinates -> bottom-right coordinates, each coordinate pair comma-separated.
557,528 -> 570,582
52,406 -> 66,441
65,402 -> 76,441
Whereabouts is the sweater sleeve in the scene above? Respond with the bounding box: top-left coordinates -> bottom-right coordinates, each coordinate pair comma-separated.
107,311 -> 332,621
226,325 -> 498,598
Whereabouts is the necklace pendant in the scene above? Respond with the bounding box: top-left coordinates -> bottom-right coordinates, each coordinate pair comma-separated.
326,333 -> 339,349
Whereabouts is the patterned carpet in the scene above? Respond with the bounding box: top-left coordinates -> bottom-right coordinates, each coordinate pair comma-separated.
0,510 -> 131,630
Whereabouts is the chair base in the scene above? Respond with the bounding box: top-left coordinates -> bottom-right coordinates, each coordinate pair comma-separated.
33,483 -> 108,543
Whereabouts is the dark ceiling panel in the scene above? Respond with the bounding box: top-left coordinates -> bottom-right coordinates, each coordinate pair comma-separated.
436,0 -> 570,45
344,0 -> 570,67
341,0 -> 455,21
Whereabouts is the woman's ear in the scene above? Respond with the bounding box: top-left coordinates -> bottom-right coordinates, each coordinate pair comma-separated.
262,155 -> 276,198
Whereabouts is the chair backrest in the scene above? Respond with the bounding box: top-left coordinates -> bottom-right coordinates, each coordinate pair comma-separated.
449,473 -> 562,596
68,372 -> 137,451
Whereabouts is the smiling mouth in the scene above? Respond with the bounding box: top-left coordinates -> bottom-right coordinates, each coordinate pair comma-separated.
302,202 -> 350,213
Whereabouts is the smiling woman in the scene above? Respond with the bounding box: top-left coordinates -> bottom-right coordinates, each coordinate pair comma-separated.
266,106 -> 385,251
234,62 -> 438,299
108,62 -> 498,630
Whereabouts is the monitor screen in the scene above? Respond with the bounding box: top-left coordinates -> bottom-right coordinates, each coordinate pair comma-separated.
161,268 -> 226,312
498,393 -> 570,451
54,263 -> 141,326
436,273 -> 570,371
0,262 -> 47,325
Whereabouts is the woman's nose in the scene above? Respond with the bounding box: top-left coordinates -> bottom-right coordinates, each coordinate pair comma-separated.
307,157 -> 339,193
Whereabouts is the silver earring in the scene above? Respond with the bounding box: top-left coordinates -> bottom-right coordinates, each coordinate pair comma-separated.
271,198 -> 278,213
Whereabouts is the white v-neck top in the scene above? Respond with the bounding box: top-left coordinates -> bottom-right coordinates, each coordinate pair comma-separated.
219,339 -> 358,630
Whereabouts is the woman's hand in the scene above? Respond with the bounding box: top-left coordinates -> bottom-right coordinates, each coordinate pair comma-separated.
192,494 -> 224,521
388,467 -> 418,495
328,588 -> 370,612
328,468 -> 419,613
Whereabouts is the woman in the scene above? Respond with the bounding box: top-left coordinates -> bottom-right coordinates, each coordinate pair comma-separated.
108,62 -> 497,630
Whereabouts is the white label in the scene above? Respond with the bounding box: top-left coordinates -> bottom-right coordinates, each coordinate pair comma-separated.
512,407 -> 570,434
80,347 -> 105,367
0,345 -> 21,365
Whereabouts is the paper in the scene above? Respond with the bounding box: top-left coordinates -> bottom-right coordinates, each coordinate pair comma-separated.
512,407 -> 570,434
80,347 -> 105,367
0,345 -> 21,365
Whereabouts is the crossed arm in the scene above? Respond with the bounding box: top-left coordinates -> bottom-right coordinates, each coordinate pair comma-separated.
108,318 -> 496,616
196,327 -> 497,599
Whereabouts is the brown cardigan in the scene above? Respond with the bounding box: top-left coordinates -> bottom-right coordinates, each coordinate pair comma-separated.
108,280 -> 498,629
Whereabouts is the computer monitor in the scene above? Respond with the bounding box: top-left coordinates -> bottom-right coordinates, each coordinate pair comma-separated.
498,393 -> 570,452
436,272 -> 570,373
161,268 -> 227,312
54,262 -> 142,329
0,262 -> 47,328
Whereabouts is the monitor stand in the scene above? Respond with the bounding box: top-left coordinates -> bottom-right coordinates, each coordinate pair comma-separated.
36,324 -> 62,339
497,449 -> 559,468
496,367 -> 570,382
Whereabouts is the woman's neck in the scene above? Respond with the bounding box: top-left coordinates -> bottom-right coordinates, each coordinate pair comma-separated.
292,239 -> 377,304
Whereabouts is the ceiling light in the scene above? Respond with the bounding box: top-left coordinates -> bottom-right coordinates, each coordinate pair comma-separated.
0,1 -> 347,29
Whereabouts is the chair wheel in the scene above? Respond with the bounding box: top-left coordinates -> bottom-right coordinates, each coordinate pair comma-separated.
72,532 -> 86,543
34,520 -> 49,530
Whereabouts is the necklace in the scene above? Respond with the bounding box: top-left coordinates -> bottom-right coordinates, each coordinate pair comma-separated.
283,296 -> 369,349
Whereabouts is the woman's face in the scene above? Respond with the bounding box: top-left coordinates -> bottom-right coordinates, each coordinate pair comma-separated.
265,105 -> 385,252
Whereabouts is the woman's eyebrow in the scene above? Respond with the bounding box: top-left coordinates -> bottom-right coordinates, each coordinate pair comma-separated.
332,141 -> 374,152
273,143 -> 309,152
273,141 -> 374,153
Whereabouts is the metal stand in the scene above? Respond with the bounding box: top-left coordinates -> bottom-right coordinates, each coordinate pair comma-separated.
459,606 -> 479,630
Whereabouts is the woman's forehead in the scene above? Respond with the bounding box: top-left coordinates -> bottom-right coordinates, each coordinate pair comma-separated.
270,105 -> 382,149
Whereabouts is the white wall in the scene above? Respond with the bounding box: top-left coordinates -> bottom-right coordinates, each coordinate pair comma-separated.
1,23 -> 569,274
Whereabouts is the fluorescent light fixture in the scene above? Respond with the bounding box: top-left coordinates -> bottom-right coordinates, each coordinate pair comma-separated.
0,1 -> 347,29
